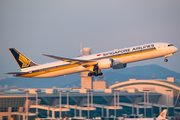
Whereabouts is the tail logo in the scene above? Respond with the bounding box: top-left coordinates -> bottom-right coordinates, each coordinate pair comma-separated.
160,112 -> 165,117
19,54 -> 30,68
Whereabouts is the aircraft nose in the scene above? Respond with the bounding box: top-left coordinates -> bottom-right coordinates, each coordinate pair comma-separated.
174,46 -> 178,53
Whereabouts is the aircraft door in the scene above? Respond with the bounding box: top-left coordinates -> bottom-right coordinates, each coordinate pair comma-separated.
158,44 -> 162,49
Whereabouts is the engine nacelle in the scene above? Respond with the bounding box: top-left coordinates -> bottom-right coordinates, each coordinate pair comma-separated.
97,59 -> 113,69
112,59 -> 127,69
97,59 -> 126,70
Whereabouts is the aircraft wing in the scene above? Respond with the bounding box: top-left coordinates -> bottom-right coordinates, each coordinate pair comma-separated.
41,54 -> 96,64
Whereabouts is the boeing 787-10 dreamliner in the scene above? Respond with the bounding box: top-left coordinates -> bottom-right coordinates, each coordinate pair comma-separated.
6,43 -> 178,78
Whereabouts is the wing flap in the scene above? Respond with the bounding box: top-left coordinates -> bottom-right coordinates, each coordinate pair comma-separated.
5,72 -> 29,75
41,54 -> 95,63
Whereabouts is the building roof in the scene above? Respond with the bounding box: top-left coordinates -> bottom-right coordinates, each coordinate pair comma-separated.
109,77 -> 180,91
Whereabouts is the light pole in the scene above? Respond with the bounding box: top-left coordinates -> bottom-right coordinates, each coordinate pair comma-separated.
35,90 -> 38,118
145,90 -> 150,104
67,90 -> 69,108
166,89 -> 172,117
91,89 -> 93,108
114,90 -> 116,120
23,90 -> 29,120
59,90 -> 62,120
144,91 -> 146,118
87,89 -> 90,119
74,104 -> 77,117
102,104 -> 104,117
117,90 -> 119,107
117,90 -> 120,118
143,89 -> 149,118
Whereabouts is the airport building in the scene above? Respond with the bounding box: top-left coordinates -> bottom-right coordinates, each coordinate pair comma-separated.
0,77 -> 180,120
110,77 -> 180,118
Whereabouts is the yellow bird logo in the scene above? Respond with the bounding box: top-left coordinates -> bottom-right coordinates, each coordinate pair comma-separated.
19,54 -> 30,68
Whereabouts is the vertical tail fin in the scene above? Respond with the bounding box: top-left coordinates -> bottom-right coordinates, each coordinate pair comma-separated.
157,109 -> 167,119
9,48 -> 38,69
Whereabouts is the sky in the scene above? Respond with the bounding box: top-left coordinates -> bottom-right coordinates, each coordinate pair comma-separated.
0,0 -> 180,79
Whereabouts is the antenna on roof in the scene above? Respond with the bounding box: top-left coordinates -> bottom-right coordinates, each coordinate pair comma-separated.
78,42 -> 83,57
152,75 -> 157,79
80,42 -> 82,56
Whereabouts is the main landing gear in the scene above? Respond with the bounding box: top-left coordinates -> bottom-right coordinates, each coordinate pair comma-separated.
88,65 -> 103,77
88,72 -> 103,77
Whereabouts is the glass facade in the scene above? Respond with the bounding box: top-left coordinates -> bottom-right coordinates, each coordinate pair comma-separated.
0,87 -> 178,119
0,97 -> 25,108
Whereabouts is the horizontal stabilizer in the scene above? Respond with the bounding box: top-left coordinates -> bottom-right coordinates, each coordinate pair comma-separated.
41,54 -> 95,63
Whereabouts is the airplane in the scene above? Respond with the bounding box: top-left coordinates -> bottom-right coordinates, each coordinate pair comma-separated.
5,42 -> 178,78
124,109 -> 167,120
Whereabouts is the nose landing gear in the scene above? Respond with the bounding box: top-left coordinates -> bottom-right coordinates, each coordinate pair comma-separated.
164,53 -> 173,62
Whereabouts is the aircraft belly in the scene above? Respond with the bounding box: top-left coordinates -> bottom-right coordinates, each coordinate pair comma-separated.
35,67 -> 79,78
119,50 -> 165,64
77,66 -> 88,72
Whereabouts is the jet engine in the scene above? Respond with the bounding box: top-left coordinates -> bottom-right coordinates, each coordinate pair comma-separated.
112,59 -> 127,69
97,59 -> 126,69
97,59 -> 113,69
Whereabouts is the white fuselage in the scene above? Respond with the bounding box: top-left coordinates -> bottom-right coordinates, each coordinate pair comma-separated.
18,43 -> 178,78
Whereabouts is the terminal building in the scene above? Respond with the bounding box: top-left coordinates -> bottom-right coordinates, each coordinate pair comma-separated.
0,77 -> 180,120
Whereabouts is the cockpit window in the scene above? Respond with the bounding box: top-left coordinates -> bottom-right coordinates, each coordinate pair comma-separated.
168,44 -> 173,47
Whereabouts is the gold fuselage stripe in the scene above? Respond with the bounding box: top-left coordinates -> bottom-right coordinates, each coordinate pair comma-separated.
16,48 -> 157,77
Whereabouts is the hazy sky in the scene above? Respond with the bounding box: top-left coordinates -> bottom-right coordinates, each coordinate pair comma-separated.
0,0 -> 180,79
